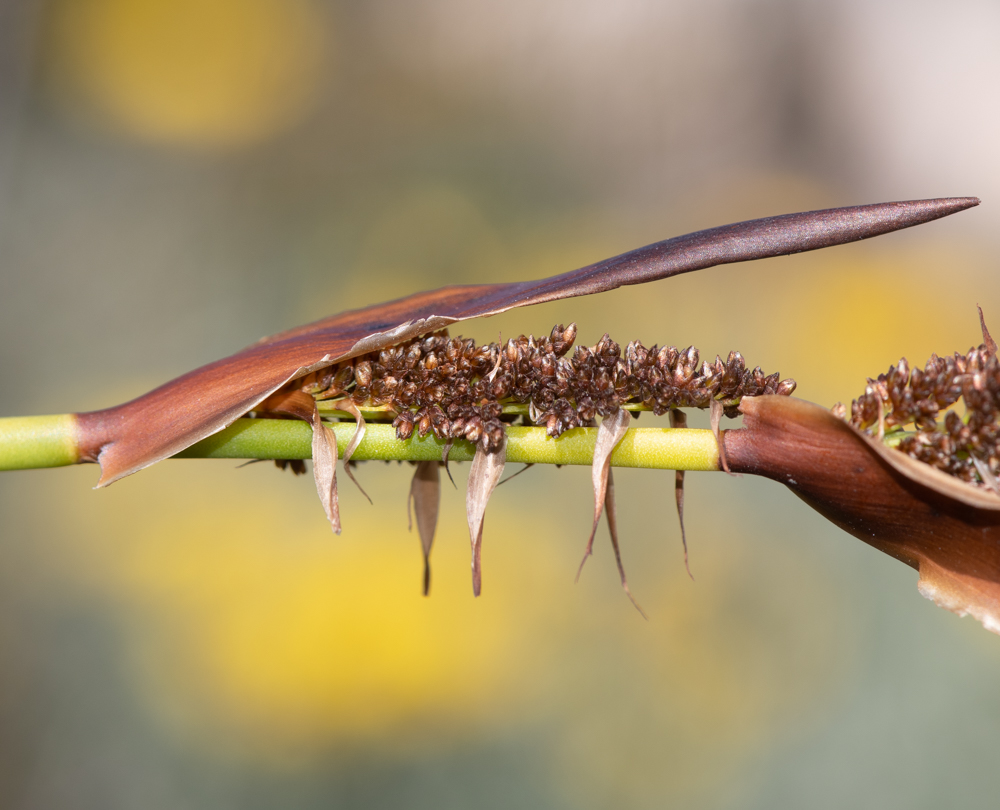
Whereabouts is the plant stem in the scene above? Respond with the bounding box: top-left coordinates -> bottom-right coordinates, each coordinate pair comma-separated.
0,415 -> 721,472
0,415 -> 80,470
176,419 -> 721,470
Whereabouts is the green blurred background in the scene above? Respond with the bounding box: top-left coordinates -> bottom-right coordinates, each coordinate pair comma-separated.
1,1 -> 999,807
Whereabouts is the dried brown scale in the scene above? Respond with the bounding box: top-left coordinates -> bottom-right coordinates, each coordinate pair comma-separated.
280,324 -> 795,454
840,342 -> 1000,488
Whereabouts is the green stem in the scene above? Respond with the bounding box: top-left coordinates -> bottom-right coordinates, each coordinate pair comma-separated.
0,415 -> 721,472
0,415 -> 81,470
175,419 -> 721,470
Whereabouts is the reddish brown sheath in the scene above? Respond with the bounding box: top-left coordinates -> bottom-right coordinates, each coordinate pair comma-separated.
76,197 -> 979,486
727,396 -> 1000,634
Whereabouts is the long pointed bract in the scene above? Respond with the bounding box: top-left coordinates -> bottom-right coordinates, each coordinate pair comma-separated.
254,389 -> 342,533
408,460 -> 441,595
577,409 -> 631,580
465,439 -> 506,596
311,416 -> 341,533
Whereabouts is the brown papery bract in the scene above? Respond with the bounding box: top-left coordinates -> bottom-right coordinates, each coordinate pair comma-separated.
726,396 -> 1000,635
466,437 -> 507,596
258,389 -> 342,534
577,409 -> 630,577
574,408 -> 648,616
408,460 -> 441,596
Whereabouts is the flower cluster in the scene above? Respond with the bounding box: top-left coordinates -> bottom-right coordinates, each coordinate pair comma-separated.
837,343 -> 1000,486
297,324 -> 796,452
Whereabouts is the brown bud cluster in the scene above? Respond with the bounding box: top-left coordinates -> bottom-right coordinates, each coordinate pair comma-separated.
839,343 -> 1000,486
301,324 -> 796,452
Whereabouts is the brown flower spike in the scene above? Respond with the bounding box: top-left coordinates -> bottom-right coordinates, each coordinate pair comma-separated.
300,324 -> 791,602
66,198 -> 979,599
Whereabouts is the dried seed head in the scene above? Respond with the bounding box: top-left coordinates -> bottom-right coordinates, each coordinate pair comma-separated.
288,326 -> 792,457
264,323 -> 796,600
843,319 -> 1000,490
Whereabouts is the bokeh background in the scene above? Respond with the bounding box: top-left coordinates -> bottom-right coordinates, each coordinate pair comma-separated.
1,1 -> 1000,807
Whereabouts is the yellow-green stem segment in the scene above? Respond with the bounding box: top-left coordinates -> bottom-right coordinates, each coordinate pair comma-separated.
0,415 -> 721,472
0,415 -> 80,470
174,418 -> 721,471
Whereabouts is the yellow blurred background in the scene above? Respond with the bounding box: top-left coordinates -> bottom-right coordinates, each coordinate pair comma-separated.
1,0 -> 1000,807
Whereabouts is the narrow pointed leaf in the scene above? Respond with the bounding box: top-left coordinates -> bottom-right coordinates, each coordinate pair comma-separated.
408,460 -> 440,595
577,409 -> 631,580
465,439 -> 506,596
